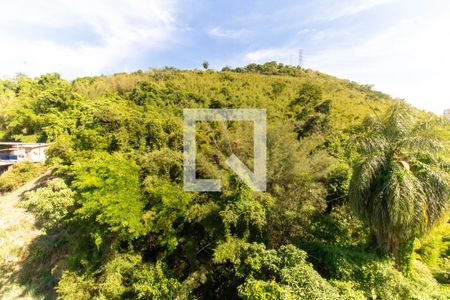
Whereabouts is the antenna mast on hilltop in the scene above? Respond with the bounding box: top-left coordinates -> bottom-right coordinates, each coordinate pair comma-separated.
298,49 -> 303,68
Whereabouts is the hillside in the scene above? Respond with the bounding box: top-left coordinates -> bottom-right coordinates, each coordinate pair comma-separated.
0,172 -> 49,299
0,62 -> 448,299
1,62 -> 397,143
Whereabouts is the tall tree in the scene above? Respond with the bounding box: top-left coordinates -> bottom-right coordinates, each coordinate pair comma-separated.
349,105 -> 450,274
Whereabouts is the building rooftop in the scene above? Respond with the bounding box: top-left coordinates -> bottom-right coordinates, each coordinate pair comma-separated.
0,142 -> 48,148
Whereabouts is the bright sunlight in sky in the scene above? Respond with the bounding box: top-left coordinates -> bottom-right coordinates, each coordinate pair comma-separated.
0,0 -> 449,114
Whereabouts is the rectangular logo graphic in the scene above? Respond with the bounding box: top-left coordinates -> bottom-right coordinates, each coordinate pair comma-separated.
183,109 -> 267,192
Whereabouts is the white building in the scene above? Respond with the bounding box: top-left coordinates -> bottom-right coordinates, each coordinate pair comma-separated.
444,109 -> 450,118
0,142 -> 49,163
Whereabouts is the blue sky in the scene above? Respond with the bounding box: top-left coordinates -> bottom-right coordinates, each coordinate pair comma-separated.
0,0 -> 449,114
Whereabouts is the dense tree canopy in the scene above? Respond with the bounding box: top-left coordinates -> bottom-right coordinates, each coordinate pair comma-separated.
0,62 -> 449,299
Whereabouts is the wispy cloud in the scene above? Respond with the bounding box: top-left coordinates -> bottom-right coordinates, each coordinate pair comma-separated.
0,0 -> 180,77
244,47 -> 293,64
307,15 -> 450,114
208,26 -> 250,40
241,5 -> 450,114
0,0 -> 448,114
312,0 -> 399,22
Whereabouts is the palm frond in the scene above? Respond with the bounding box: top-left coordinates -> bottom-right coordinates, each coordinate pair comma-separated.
382,105 -> 414,140
349,104 -> 450,257
355,136 -> 389,155
414,164 -> 450,230
349,154 -> 388,219
400,136 -> 444,153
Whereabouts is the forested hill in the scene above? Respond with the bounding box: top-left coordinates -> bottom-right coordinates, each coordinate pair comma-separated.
1,62 -> 397,143
0,62 -> 449,299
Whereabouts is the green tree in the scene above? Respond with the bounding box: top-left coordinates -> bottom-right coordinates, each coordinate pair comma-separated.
21,178 -> 74,229
69,152 -> 146,240
349,105 -> 450,274
289,83 -> 332,138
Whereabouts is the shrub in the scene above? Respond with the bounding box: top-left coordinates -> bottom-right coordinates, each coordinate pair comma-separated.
238,279 -> 293,300
215,241 -> 348,299
21,178 -> 74,229
303,243 -> 447,299
56,271 -> 96,300
330,281 -> 366,300
358,260 -> 446,300
131,261 -> 182,299
57,255 -> 183,300
0,161 -> 43,193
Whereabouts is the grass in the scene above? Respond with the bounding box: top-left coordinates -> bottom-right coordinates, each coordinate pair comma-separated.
0,173 -> 51,299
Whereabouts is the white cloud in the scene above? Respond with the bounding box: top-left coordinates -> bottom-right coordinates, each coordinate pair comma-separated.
244,47 -> 292,63
0,0 -> 179,78
208,26 -> 249,40
242,7 -> 450,114
307,15 -> 450,114
312,0 -> 399,22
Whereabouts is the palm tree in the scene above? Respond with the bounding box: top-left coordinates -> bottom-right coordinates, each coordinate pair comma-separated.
349,104 -> 449,273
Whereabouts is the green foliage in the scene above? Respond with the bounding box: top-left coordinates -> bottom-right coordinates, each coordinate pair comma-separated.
131,261 -> 182,299
215,241 -> 344,299
142,176 -> 192,252
324,162 -> 352,213
0,161 -> 43,192
21,178 -> 74,229
357,260 -> 446,300
69,152 -> 146,240
289,83 -> 332,138
415,216 -> 450,288
238,279 -> 293,300
349,105 -> 450,272
56,271 -> 96,300
129,81 -> 161,106
303,243 -> 446,299
220,178 -> 274,238
280,264 -> 340,299
308,205 -> 369,247
330,281 -> 366,300
0,64 -> 448,299
57,254 -> 184,300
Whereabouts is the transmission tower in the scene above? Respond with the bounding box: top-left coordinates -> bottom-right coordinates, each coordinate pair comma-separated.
298,49 -> 303,68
